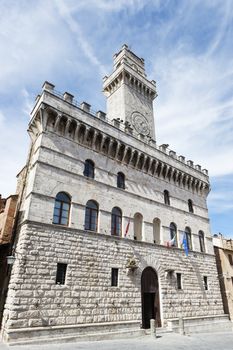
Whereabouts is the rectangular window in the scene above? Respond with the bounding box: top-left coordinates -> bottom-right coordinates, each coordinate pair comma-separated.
176,273 -> 182,290
56,263 -> 67,285
203,276 -> 208,290
228,254 -> 233,265
111,268 -> 118,287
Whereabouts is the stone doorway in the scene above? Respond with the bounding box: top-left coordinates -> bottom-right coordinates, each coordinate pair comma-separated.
141,266 -> 161,328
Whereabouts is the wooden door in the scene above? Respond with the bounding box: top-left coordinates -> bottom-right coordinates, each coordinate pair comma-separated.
141,267 -> 161,328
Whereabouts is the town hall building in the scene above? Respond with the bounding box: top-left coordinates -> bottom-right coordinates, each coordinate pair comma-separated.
1,45 -> 231,344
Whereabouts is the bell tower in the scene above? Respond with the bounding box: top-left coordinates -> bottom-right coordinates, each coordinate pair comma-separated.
103,44 -> 157,139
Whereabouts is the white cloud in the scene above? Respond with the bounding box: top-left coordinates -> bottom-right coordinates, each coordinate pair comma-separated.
54,0 -> 107,77
0,111 -> 5,127
0,115 -> 29,197
21,88 -> 34,116
151,2 -> 233,178
0,1 -> 76,92
208,186 -> 233,214
62,0 -> 163,13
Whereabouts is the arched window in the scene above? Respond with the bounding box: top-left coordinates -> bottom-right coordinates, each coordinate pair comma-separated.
185,227 -> 192,251
188,199 -> 194,213
153,218 -> 161,244
134,213 -> 143,241
117,172 -> 125,189
85,200 -> 98,231
164,190 -> 170,205
53,192 -> 71,226
199,230 -> 205,252
170,222 -> 177,246
84,159 -> 95,179
111,207 -> 122,236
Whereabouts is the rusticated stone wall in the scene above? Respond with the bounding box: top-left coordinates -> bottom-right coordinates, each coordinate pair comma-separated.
2,221 -> 223,336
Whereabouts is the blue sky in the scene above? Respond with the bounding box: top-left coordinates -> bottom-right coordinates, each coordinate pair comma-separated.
0,0 -> 232,237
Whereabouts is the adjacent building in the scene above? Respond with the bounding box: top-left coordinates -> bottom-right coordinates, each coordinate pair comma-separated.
0,194 -> 18,325
213,234 -> 233,320
1,45 -> 230,344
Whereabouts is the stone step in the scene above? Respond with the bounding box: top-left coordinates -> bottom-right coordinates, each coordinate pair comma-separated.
3,320 -> 141,344
181,321 -> 232,334
7,328 -> 145,346
167,314 -> 233,334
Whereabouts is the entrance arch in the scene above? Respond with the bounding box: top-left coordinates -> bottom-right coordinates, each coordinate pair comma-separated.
141,267 -> 161,328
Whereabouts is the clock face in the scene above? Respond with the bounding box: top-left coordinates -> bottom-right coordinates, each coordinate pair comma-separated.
131,112 -> 150,136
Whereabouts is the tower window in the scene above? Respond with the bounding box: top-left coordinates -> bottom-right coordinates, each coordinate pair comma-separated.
84,159 -> 95,178
188,199 -> 194,213
84,200 -> 98,231
117,172 -> 125,189
53,192 -> 71,226
176,273 -> 182,290
203,276 -> 208,290
111,268 -> 119,287
111,207 -> 122,236
56,263 -> 67,285
164,190 -> 170,205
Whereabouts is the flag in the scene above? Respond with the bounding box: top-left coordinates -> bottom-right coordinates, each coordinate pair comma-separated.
166,234 -> 176,247
124,218 -> 130,237
182,232 -> 189,256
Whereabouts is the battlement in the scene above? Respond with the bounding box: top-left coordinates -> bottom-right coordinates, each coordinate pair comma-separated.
113,44 -> 146,76
31,81 -> 209,178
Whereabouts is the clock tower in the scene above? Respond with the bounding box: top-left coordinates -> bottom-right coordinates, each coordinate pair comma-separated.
103,44 -> 157,139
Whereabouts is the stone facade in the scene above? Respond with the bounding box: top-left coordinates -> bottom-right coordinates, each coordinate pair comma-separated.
213,234 -> 233,320
1,45 -> 226,343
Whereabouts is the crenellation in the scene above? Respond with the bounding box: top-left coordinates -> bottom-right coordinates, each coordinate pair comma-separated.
187,160 -> 194,167
42,81 -> 55,92
81,101 -> 91,113
195,164 -> 202,171
30,90 -> 209,177
63,92 -> 74,104
96,110 -> 106,120
169,150 -> 176,158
